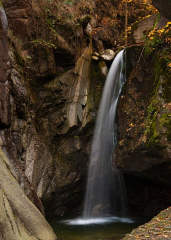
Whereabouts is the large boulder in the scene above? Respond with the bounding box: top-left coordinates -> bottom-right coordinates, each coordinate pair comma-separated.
115,46 -> 171,184
133,13 -> 168,44
0,145 -> 57,240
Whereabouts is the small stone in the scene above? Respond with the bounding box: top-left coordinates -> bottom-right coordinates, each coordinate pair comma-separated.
94,52 -> 100,56
92,56 -> 99,60
101,49 -> 115,61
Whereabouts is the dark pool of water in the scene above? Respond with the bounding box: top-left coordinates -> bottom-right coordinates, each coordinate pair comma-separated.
48,215 -> 147,240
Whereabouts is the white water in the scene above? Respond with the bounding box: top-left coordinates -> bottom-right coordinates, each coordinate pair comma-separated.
63,216 -> 133,226
83,50 -> 128,219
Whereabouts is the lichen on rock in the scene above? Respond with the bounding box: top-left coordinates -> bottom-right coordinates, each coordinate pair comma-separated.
115,43 -> 171,184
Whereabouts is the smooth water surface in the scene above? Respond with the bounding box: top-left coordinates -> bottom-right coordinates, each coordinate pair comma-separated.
49,215 -> 146,240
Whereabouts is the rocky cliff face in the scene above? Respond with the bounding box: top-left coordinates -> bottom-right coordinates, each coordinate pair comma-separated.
1,0 -> 171,236
115,43 -> 171,216
115,46 -> 171,184
115,0 -> 171,185
1,0 -> 124,221
113,0 -> 171,220
0,0 -> 94,218
0,4 -> 57,240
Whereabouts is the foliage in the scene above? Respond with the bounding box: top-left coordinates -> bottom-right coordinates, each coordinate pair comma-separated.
34,0 -> 158,48
118,0 -> 158,44
145,100 -> 160,147
143,18 -> 171,147
31,39 -> 57,49
40,0 -> 94,24
32,0 -> 94,53
145,101 -> 171,147
64,0 -> 79,5
145,21 -> 171,69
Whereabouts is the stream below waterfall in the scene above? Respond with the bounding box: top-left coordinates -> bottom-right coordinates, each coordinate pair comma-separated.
49,215 -> 148,240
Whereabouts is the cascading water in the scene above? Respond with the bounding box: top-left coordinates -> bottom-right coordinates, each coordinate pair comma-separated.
83,49 -> 127,219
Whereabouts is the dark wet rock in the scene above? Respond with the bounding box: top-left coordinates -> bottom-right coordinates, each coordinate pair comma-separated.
152,0 -> 171,20
0,7 -> 9,83
0,7 -> 11,127
124,173 -> 171,218
0,5 -> 57,239
115,46 -> 171,185
0,81 -> 11,127
2,0 -> 57,78
114,44 -> 171,217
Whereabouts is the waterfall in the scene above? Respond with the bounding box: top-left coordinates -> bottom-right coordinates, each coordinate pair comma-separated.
83,49 -> 127,219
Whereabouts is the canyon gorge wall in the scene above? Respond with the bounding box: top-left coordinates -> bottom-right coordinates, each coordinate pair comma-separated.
0,0 -> 122,222
1,0 -> 171,238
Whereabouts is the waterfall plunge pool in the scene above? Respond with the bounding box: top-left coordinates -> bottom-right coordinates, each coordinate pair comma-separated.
48,50 -> 149,239
48,215 -> 148,240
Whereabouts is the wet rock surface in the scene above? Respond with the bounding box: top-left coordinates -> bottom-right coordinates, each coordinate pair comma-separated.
152,0 -> 171,20
115,46 -> 171,184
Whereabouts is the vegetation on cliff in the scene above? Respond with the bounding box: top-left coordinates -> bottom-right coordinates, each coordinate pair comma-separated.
143,18 -> 171,147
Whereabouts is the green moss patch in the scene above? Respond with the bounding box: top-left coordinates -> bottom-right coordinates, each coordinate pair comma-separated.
0,0 -> 3,8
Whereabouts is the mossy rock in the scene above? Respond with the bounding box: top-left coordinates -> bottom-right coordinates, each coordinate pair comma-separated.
0,1 -> 3,7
